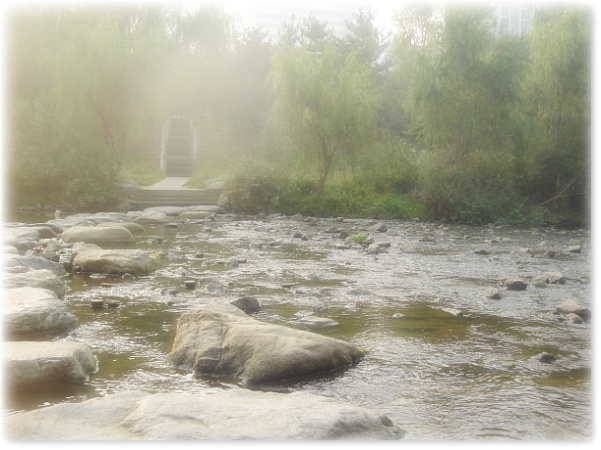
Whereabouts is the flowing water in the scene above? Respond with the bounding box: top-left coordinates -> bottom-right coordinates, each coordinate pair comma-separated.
5,211 -> 592,439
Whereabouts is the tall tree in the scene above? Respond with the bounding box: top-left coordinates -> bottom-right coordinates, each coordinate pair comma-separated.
522,5 -> 590,213
271,46 -> 378,198
395,3 -> 525,157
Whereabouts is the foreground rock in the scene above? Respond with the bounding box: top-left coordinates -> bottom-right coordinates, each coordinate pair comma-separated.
4,287 -> 78,339
71,243 -> 152,275
5,341 -> 97,389
62,225 -> 136,245
166,304 -> 366,386
5,389 -> 404,440
4,269 -> 67,298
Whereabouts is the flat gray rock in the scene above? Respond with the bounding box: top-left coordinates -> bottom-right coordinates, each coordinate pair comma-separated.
4,269 -> 68,298
4,287 -> 78,339
71,244 -> 152,275
5,389 -> 404,440
62,225 -> 136,245
4,341 -> 97,388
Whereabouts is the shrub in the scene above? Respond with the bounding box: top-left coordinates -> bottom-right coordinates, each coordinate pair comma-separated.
225,161 -> 281,213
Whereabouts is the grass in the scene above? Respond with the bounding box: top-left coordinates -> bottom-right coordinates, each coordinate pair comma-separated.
120,161 -> 165,186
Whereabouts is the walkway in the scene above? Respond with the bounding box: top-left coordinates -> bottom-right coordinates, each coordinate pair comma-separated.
140,177 -> 192,190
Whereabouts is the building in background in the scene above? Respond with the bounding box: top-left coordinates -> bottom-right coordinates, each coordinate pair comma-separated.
493,1 -> 536,36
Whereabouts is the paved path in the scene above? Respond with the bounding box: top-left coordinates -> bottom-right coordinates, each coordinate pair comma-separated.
141,177 -> 192,190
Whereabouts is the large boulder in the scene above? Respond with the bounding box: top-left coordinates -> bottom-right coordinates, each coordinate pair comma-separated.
62,225 -> 135,245
71,244 -> 152,275
4,287 -> 78,339
4,389 -> 404,440
4,269 -> 68,298
4,227 -> 40,252
166,304 -> 366,386
4,253 -> 67,277
4,341 -> 97,389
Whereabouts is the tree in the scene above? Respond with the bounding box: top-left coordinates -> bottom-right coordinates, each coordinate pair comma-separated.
395,3 -> 525,158
522,5 -> 590,216
270,46 -> 378,198
278,14 -> 333,52
339,8 -> 389,73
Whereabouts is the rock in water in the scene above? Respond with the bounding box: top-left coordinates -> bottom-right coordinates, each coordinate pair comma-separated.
502,277 -> 528,291
4,287 -> 78,339
556,301 -> 590,321
4,269 -> 67,298
230,296 -> 261,313
166,304 -> 365,386
71,244 -> 152,275
62,225 -> 136,245
4,341 -> 97,388
4,390 -> 405,440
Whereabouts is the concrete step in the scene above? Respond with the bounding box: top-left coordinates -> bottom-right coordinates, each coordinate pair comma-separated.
165,168 -> 193,177
131,188 -> 220,207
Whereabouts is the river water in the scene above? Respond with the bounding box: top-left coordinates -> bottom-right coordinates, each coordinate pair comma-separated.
5,211 -> 592,439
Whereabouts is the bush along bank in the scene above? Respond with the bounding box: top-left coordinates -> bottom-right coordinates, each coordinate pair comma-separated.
222,165 -> 587,228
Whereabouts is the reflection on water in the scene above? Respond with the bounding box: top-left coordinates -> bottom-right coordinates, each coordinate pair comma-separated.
5,215 -> 591,439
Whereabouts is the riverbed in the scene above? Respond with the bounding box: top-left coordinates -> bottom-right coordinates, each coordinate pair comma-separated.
5,210 -> 592,439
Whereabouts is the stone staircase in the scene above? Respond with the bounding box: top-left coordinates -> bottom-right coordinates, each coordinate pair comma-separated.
164,118 -> 194,177
130,178 -> 223,208
130,189 -> 221,208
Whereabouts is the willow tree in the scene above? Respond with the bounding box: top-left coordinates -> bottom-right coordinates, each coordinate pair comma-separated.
522,5 -> 590,217
396,4 -> 525,158
270,46 -> 378,199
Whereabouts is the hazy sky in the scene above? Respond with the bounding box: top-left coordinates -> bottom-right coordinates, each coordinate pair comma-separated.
189,0 -> 400,33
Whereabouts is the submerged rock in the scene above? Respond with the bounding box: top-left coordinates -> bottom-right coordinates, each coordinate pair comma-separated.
5,341 -> 97,389
166,304 -> 365,386
4,389 -> 404,440
296,316 -> 339,327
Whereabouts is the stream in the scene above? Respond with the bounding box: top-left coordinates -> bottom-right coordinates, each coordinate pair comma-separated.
4,210 -> 592,439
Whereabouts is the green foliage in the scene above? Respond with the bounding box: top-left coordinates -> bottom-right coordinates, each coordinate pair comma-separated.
5,3 -> 590,227
224,161 -> 281,214
120,161 -> 165,187
347,235 -> 369,245
416,149 -> 542,226
520,5 -> 590,218
270,45 -> 378,198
